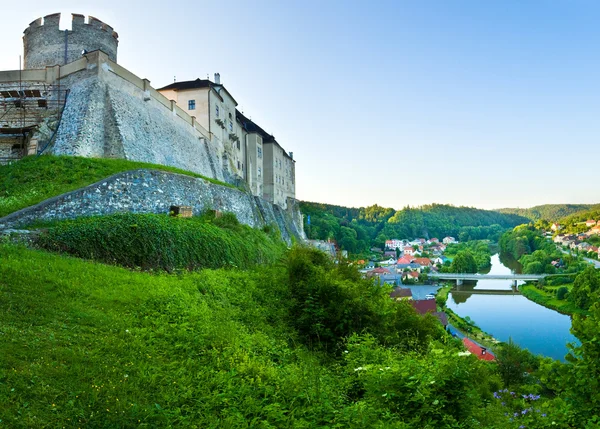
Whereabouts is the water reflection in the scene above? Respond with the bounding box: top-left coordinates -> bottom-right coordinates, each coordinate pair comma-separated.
446,254 -> 577,361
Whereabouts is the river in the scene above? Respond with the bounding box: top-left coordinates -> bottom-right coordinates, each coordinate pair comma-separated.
445,254 -> 578,361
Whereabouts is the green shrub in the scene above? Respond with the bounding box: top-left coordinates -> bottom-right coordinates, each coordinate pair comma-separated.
37,213 -> 285,271
556,286 -> 569,300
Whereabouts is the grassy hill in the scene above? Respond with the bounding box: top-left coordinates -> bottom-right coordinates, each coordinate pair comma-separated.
1,242 -> 515,428
0,156 -> 234,218
496,204 -> 600,222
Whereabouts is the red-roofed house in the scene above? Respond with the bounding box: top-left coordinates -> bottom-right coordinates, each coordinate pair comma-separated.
410,300 -> 448,327
413,258 -> 432,267
586,220 -> 597,227
411,299 -> 437,314
403,246 -> 415,256
462,338 -> 495,361
403,271 -> 420,281
368,267 -> 391,277
429,238 -> 439,243
397,256 -> 414,265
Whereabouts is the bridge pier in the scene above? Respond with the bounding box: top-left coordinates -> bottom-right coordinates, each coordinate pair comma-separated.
513,280 -> 518,288
457,279 -> 463,286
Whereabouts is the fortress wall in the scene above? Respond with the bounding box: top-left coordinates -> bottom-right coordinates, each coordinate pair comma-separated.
0,169 -> 304,245
50,52 -> 224,181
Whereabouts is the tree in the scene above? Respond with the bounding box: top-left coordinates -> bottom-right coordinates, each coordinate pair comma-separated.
449,251 -> 478,274
496,338 -> 538,388
569,266 -> 600,310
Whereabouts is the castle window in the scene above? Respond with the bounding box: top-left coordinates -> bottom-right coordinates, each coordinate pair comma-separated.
237,161 -> 241,169
257,146 -> 262,158
236,141 -> 240,150
258,167 -> 262,177
229,121 -> 233,131
188,100 -> 196,110
216,105 -> 220,117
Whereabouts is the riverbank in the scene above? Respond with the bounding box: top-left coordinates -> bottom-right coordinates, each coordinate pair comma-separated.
520,284 -> 588,317
436,284 -> 501,351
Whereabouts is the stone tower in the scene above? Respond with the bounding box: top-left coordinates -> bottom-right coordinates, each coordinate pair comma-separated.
23,13 -> 118,70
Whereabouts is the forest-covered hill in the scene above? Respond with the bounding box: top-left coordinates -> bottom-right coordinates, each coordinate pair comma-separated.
300,202 -> 528,254
496,204 -> 600,222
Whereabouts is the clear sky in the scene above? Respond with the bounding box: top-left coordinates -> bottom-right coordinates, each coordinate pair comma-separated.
1,0 -> 599,210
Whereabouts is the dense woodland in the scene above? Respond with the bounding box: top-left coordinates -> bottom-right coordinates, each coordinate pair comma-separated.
497,204 -> 599,222
301,202 -> 527,254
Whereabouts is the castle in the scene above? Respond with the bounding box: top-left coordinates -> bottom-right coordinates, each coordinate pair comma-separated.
0,13 -> 296,210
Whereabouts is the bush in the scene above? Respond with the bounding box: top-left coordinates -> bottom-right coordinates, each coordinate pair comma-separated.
37,213 -> 285,272
556,286 -> 569,300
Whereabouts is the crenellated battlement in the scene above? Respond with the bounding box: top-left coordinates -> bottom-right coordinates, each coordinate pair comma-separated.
23,13 -> 118,69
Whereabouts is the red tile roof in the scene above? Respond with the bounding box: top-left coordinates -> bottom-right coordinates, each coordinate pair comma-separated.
411,299 -> 437,314
370,267 -> 391,275
413,258 -> 431,266
462,338 -> 495,361
397,256 -> 414,264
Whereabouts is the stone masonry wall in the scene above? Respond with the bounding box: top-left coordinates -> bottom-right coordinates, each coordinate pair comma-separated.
0,169 -> 305,244
24,13 -> 118,69
51,62 -> 224,182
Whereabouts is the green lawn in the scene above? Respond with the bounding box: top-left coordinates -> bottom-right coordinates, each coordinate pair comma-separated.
0,156 -> 234,218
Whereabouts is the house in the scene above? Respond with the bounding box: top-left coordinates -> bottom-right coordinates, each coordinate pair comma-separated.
403,246 -> 415,256
577,242 -> 591,252
385,239 -> 404,250
390,287 -> 413,300
402,271 -> 420,281
413,257 -> 432,267
384,250 -> 397,258
367,267 -> 391,277
551,223 -> 563,232
462,338 -> 495,361
366,261 -> 376,269
589,226 -> 600,236
443,236 -> 456,244
553,234 -> 566,244
380,257 -> 397,266
428,238 -> 439,244
434,256 -> 450,265
378,273 -> 403,286
410,300 -> 449,327
411,299 -> 436,314
586,220 -> 597,227
397,256 -> 414,265
371,247 -> 383,254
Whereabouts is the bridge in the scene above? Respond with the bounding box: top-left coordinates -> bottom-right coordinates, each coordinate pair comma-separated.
429,273 -> 546,286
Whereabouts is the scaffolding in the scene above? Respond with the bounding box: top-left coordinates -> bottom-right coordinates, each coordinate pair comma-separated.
0,84 -> 68,165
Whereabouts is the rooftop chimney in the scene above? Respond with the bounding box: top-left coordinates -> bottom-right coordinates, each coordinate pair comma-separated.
214,73 -> 220,84
481,347 -> 487,355
289,152 -> 293,159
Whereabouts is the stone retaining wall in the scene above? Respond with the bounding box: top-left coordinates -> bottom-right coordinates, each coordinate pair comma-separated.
0,169 -> 305,244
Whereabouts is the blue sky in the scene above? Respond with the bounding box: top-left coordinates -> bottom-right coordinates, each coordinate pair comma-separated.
1,0 -> 599,210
